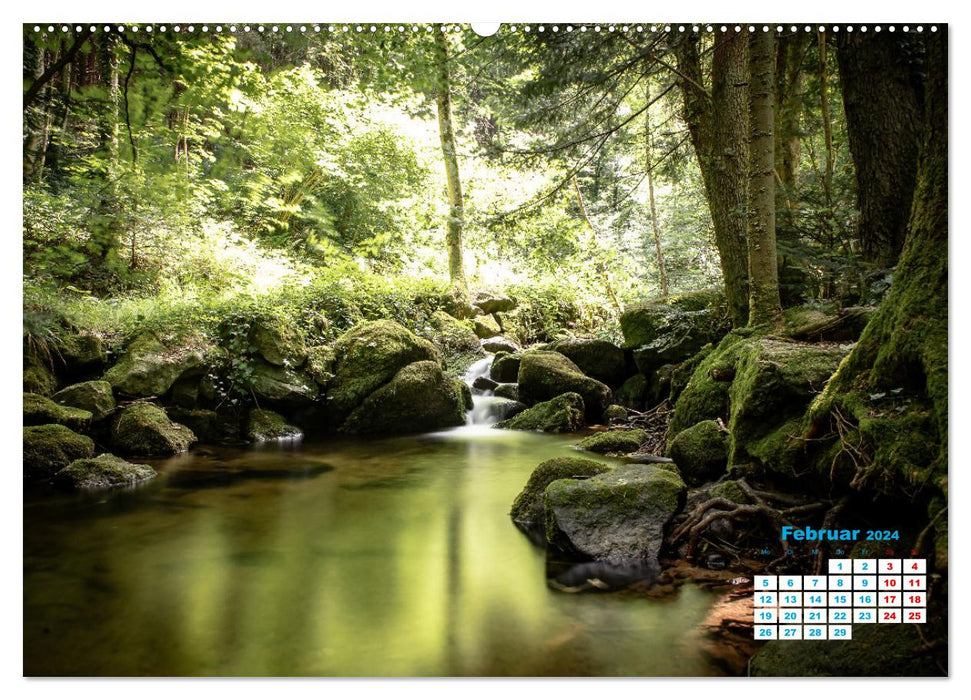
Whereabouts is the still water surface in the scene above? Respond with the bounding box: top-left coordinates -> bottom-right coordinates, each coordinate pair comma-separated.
24,426 -> 720,676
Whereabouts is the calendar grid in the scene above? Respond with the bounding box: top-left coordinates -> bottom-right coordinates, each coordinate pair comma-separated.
753,558 -> 927,640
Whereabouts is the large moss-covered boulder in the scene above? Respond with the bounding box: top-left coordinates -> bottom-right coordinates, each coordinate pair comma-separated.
111,403 -> 197,456
473,314 -> 501,339
518,350 -> 611,421
249,361 -> 318,405
340,360 -> 466,436
104,333 -> 206,397
667,420 -> 729,485
490,352 -> 522,383
614,373 -> 649,410
630,309 -> 726,377
493,382 -> 519,401
455,379 -> 474,411
52,381 -> 115,421
23,424 -> 95,480
427,310 -> 481,355
749,623 -> 944,676
728,339 -> 846,464
510,457 -> 612,530
23,358 -> 56,396
53,454 -> 156,492
544,464 -> 686,566
473,290 -> 516,315
576,429 -> 648,455
250,316 -> 307,368
327,320 -> 439,422
54,331 -> 108,378
23,393 -> 92,431
494,392 -> 585,433
168,408 -> 223,444
548,338 -> 628,387
305,345 -> 336,387
247,408 -> 302,442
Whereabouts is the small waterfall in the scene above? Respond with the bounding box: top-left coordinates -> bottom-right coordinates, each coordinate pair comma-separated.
462,356 -> 515,427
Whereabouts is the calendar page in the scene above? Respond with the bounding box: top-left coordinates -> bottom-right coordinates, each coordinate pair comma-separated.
20,15 -> 948,681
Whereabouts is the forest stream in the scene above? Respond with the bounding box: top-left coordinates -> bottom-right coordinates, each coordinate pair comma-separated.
23,363 -> 723,677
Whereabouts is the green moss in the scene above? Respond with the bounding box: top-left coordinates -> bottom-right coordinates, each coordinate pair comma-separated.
517,350 -> 611,421
23,424 -> 95,480
489,351 -> 522,383
576,429 -> 648,455
247,408 -> 301,442
305,345 -> 336,387
104,332 -> 207,397
249,315 -> 307,367
746,418 -> 805,477
547,338 -> 627,386
454,379 -> 474,411
472,313 -> 501,339
510,456 -> 612,527
23,361 -> 56,396
707,480 -> 751,504
52,381 -> 115,421
615,374 -> 649,409
53,453 -> 156,491
23,392 -> 92,431
112,403 -> 197,456
249,362 -> 319,404
667,419 -> 729,485
602,404 -> 628,422
494,392 -> 585,433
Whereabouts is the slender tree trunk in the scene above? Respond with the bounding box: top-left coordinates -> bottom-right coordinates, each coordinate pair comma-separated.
836,31 -> 924,267
644,83 -> 669,299
93,33 -> 121,267
23,40 -> 48,183
433,26 -> 469,304
747,30 -> 781,325
774,32 -> 807,230
818,33 -> 835,221
674,32 -> 750,326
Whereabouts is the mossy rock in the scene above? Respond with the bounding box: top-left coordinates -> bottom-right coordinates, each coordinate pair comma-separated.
455,379 -> 474,411
667,288 -> 727,313
667,420 -> 729,486
493,383 -> 519,401
327,320 -> 440,423
53,331 -> 107,377
305,345 -> 336,387
53,453 -> 156,492
473,314 -> 501,339
630,309 -> 727,376
169,377 -> 200,408
247,408 -> 302,442
576,429 -> 648,455
510,457 -> 612,530
669,344 -> 714,402
490,352 -> 522,383
647,364 -> 677,406
249,361 -> 318,405
427,310 -> 481,355
494,392 -> 585,433
52,381 -> 115,421
544,464 -> 686,566
104,332 -> 206,397
167,408 -> 223,444
23,424 -> 95,480
24,392 -> 93,431
707,479 -> 752,504
472,290 -> 516,314
615,373 -> 649,410
249,316 -> 307,368
728,339 -> 846,464
518,350 -> 611,422
340,360 -> 466,436
602,404 -> 628,423
749,623 -> 944,676
111,403 -> 197,457
23,360 -> 56,396
548,338 -> 628,387
482,336 -> 520,354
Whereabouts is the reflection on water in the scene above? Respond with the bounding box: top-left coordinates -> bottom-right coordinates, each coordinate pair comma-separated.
24,429 -> 719,676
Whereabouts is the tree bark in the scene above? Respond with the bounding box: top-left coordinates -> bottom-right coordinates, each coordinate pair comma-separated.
774,32 -> 807,193
22,38 -> 48,183
433,26 -> 469,302
747,30 -> 781,325
674,32 -> 750,326
836,31 -> 924,267
644,83 -> 668,299
818,33 -> 835,222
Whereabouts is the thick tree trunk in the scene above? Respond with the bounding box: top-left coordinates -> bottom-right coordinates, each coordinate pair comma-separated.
644,83 -> 668,299
433,26 -> 469,303
836,31 -> 924,267
674,32 -> 750,326
806,29 -> 947,566
747,31 -> 781,325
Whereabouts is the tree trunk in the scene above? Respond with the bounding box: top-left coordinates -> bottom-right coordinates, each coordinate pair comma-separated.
836,31 -> 924,267
818,33 -> 835,222
674,32 -> 750,326
92,33 -> 121,267
747,30 -> 781,325
806,28 -> 947,567
644,83 -> 668,299
23,39 -> 48,183
433,26 -> 469,304
774,32 -> 807,192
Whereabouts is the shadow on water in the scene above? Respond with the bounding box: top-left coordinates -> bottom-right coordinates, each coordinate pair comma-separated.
24,428 -> 722,677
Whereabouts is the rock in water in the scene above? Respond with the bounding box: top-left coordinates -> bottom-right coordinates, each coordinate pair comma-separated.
517,350 -> 611,422
340,360 -> 466,436
492,383 -> 520,401
111,403 -> 197,456
52,380 -> 116,421
667,419 -> 729,486
53,453 -> 156,491
576,429 -> 648,455
510,457 -> 613,531
104,333 -> 206,397
248,361 -> 318,405
247,408 -> 302,442
23,424 -> 95,480
494,392 -> 585,433
23,393 -> 92,431
548,338 -> 628,387
490,352 -> 522,383
327,320 -> 440,423
544,464 -> 686,566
